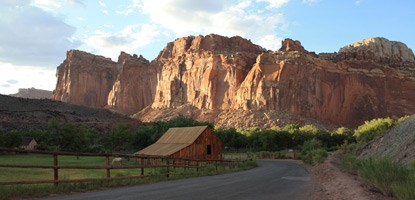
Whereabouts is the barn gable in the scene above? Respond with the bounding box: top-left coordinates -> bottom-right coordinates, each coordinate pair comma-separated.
135,126 -> 222,160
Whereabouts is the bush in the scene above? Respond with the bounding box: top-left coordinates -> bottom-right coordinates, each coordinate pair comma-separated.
301,149 -> 328,165
340,153 -> 360,175
392,172 -> 415,200
353,118 -> 394,142
301,139 -> 328,165
358,158 -> 409,196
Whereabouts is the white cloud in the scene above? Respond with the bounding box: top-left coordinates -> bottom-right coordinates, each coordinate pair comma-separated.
256,34 -> 282,51
256,0 -> 289,9
302,0 -> 319,4
98,1 -> 106,7
138,0 -> 286,50
31,0 -> 62,12
0,62 -> 56,94
0,1 -> 80,67
116,0 -> 141,16
85,24 -> 160,60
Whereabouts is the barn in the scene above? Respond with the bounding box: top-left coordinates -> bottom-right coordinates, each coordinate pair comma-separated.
135,126 -> 222,160
20,137 -> 37,150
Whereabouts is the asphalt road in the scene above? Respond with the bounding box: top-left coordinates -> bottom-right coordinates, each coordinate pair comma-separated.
44,160 -> 312,200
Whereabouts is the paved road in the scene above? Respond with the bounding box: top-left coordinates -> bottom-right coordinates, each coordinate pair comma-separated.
44,160 -> 312,200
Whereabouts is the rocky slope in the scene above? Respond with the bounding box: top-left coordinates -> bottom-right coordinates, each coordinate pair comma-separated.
52,35 -> 415,128
0,94 -> 137,132
360,115 -> 415,165
10,87 -> 52,99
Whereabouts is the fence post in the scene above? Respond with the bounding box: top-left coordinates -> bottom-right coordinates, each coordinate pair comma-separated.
166,158 -> 170,178
53,150 -> 59,186
105,155 -> 111,180
141,158 -> 144,176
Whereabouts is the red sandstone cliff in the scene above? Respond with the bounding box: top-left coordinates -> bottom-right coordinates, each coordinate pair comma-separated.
52,50 -> 120,108
52,35 -> 415,128
107,52 -> 157,114
151,34 -> 264,109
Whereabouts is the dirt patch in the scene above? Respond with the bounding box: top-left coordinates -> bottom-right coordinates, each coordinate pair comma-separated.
307,151 -> 395,200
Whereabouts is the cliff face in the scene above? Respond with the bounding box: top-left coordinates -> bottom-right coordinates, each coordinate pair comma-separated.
151,34 -> 264,109
52,50 -> 120,108
53,35 -> 415,128
107,52 -> 157,114
236,43 -> 415,126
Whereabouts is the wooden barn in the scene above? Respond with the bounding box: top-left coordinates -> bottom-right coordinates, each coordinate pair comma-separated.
135,126 -> 222,160
20,137 -> 37,150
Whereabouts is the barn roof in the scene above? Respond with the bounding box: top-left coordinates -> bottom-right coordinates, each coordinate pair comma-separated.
21,137 -> 35,146
135,126 -> 208,156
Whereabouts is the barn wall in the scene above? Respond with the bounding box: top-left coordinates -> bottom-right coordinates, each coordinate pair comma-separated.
171,128 -> 222,160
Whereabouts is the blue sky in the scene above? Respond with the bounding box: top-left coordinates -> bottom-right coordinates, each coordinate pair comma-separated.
0,0 -> 414,94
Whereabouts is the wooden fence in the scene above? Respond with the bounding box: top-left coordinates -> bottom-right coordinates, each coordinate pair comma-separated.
0,148 -> 241,186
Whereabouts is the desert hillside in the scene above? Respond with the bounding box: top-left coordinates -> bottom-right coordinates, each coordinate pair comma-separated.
0,94 -> 138,131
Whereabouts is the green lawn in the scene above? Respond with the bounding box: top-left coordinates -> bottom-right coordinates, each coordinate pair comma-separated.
0,153 -> 256,200
0,154 -> 162,182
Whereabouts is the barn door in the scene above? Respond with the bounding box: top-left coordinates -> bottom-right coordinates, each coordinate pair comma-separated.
207,144 -> 212,158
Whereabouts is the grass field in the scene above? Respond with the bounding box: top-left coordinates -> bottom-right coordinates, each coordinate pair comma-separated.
0,154 -> 152,182
0,153 -> 256,200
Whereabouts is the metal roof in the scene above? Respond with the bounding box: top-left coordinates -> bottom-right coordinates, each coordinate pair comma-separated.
135,126 -> 208,156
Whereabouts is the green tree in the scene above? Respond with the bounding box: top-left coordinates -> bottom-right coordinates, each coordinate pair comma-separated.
2,131 -> 23,148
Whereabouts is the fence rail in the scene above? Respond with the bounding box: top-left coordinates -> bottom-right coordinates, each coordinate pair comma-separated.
0,148 -> 243,186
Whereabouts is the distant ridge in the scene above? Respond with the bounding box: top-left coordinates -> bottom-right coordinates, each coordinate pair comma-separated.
10,87 -> 52,99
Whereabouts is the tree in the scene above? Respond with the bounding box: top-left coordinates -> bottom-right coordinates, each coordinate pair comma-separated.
2,131 -> 23,148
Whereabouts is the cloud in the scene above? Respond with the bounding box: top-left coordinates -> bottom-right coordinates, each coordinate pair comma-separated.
98,1 -> 106,7
85,24 -> 160,60
0,62 -> 56,94
6,80 -> 19,84
302,0 -> 319,4
256,0 -> 289,9
138,0 -> 286,50
31,0 -> 62,12
66,0 -> 85,7
116,0 -> 141,16
0,1 -> 80,68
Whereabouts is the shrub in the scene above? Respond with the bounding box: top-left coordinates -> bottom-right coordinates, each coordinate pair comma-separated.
301,139 -> 328,165
301,139 -> 323,154
357,158 -> 409,196
340,153 -> 360,175
392,171 -> 415,200
301,149 -> 328,165
353,118 -> 394,142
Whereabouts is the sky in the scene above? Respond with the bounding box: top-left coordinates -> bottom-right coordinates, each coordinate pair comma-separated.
0,0 -> 414,94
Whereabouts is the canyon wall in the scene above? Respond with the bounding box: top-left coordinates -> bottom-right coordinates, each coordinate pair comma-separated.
52,50 -> 120,108
52,35 -> 415,127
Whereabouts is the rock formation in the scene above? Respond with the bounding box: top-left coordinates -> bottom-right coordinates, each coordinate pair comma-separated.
338,37 -> 415,63
151,34 -> 264,109
52,35 -> 415,128
52,50 -> 120,108
106,52 -> 157,114
360,115 -> 415,165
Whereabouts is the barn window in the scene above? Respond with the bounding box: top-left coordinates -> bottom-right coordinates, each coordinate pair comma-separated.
207,145 -> 212,155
